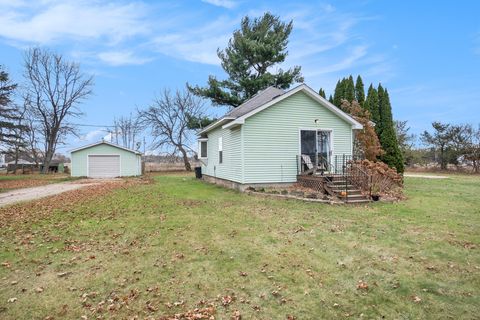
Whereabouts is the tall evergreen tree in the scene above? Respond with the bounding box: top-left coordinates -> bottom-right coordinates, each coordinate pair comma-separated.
333,79 -> 344,108
318,88 -> 326,99
0,66 -> 24,145
376,84 -> 386,136
364,84 -> 380,123
377,89 -> 404,173
328,94 -> 334,104
345,75 -> 355,102
355,75 -> 365,105
189,12 -> 303,107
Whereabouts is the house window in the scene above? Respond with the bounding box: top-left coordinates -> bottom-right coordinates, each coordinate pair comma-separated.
198,139 -> 208,159
218,136 -> 223,164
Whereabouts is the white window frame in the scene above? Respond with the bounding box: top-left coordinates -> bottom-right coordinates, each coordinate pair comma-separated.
218,136 -> 223,164
198,138 -> 208,159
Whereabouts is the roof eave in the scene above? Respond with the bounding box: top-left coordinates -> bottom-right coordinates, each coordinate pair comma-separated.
70,141 -> 142,155
197,117 -> 235,135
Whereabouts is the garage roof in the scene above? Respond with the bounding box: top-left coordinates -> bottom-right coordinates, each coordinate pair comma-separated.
70,140 -> 142,154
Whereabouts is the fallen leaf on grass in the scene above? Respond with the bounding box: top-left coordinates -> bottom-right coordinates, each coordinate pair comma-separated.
412,295 -> 422,303
159,306 -> 216,320
146,302 -> 158,312
57,272 -> 71,278
0,179 -> 149,227
239,271 -> 248,277
356,280 -> 369,290
231,309 -> 241,319
35,287 -> 44,293
222,295 -> 233,306
8,297 -> 17,303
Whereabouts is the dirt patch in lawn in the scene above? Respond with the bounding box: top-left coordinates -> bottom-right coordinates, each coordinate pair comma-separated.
0,177 -> 152,228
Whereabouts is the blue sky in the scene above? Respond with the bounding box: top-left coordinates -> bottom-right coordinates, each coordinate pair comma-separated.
0,0 -> 479,154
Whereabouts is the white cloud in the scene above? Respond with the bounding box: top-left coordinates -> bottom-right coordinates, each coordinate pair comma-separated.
0,0 -> 394,79
78,129 -> 105,142
151,16 -> 235,65
303,46 -> 368,76
201,0 -> 237,9
0,1 -> 149,45
97,51 -> 153,66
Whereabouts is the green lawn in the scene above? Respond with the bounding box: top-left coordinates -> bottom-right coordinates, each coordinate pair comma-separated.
0,174 -> 479,319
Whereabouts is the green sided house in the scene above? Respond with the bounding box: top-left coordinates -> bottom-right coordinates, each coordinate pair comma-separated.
197,84 -> 363,190
70,141 -> 142,178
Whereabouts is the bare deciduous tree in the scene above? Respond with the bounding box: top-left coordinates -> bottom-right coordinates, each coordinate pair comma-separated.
23,107 -> 43,166
138,88 -> 205,171
109,114 -> 142,150
23,48 -> 93,173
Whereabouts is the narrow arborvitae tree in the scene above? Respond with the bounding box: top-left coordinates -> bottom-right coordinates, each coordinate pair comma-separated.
333,80 -> 344,108
364,84 -> 380,124
376,84 -> 386,136
377,89 -> 404,173
189,12 -> 303,108
345,75 -> 355,103
355,75 -> 365,105
332,75 -> 360,110
328,94 -> 334,104
318,88 -> 326,99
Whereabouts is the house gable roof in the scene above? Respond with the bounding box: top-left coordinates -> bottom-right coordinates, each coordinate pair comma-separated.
199,84 -> 363,135
70,140 -> 142,154
224,86 -> 285,118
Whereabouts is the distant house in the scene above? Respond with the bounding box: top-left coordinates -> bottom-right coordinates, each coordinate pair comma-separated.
70,141 -> 142,178
197,84 -> 363,190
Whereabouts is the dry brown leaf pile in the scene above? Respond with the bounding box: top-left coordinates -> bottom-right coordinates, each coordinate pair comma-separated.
0,178 -> 150,227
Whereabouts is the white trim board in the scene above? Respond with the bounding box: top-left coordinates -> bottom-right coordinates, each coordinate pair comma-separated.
222,84 -> 363,130
71,140 -> 141,155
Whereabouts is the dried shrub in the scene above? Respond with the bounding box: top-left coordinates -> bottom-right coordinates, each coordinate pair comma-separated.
350,159 -> 403,197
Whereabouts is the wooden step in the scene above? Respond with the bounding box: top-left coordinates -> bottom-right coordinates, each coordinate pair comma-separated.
344,198 -> 372,204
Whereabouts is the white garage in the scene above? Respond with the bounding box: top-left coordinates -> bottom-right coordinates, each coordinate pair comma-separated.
70,141 -> 142,178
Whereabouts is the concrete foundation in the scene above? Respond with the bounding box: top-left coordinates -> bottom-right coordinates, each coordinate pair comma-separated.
202,174 -> 294,192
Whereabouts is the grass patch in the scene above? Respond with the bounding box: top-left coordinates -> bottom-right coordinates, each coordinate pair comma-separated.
0,174 -> 479,319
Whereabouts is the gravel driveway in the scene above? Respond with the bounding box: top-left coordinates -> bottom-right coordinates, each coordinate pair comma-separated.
0,179 -> 106,207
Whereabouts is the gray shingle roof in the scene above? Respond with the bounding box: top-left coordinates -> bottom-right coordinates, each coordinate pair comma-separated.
224,86 -> 285,119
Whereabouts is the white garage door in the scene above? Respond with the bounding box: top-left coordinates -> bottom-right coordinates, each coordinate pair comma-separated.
88,155 -> 120,178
